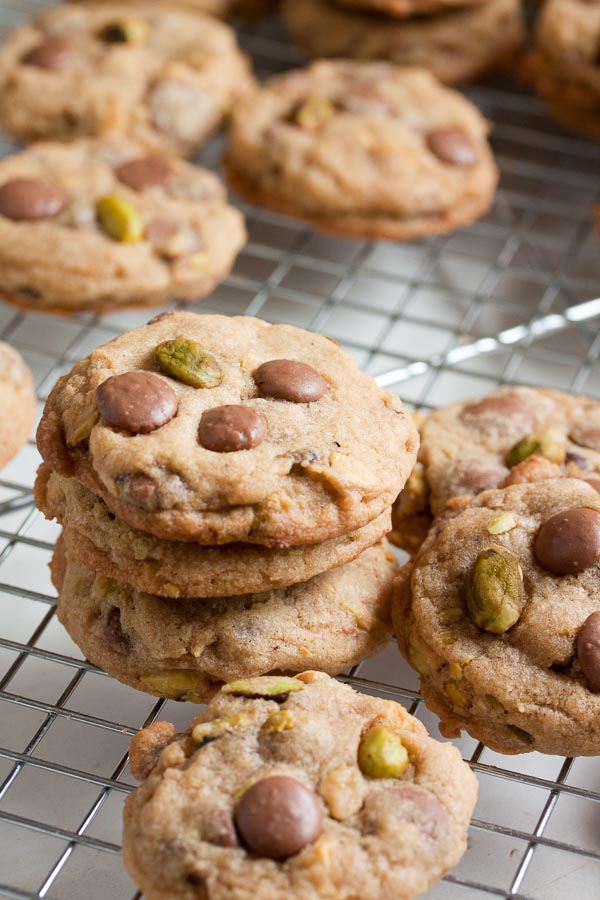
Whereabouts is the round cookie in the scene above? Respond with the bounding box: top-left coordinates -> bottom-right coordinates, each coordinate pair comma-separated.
0,3 -> 254,156
0,138 -> 246,315
37,312 -> 418,546
36,465 -> 391,598
122,671 -> 478,900
0,343 -> 36,470
52,539 -> 397,701
282,0 -> 524,86
394,478 -> 600,756
332,0 -> 488,19
226,62 -> 498,241
391,386 -> 600,554
521,0 -> 600,140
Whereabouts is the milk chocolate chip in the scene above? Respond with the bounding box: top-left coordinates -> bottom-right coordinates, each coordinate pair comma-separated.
456,467 -> 503,493
254,360 -> 328,403
115,157 -> 174,191
460,394 -> 534,434
95,372 -> 178,434
21,36 -> 73,69
0,179 -> 64,221
427,128 -> 478,167
577,612 -> 600,691
234,776 -> 322,860
534,507 -> 600,575
569,426 -> 600,453
198,405 -> 267,452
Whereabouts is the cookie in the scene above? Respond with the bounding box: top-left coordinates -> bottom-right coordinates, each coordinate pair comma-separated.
0,343 -> 36,470
0,138 -> 246,315
226,62 -> 498,241
69,0 -> 277,18
282,0 -> 524,86
331,0 -> 487,18
521,0 -> 600,140
37,312 -> 418,546
391,386 -> 600,554
52,538 -> 397,701
122,671 -> 477,900
36,465 -> 391,598
394,478 -> 600,756
0,3 -> 254,156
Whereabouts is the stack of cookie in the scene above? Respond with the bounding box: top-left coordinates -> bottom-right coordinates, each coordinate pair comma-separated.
35,311 -> 419,704
282,0 -> 525,85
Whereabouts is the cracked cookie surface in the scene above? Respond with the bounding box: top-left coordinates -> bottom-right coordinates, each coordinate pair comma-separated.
52,539 -> 397,700
0,2 -> 254,155
122,671 -> 477,900
226,62 -> 498,241
394,478 -> 600,755
37,312 -> 418,546
0,138 -> 245,315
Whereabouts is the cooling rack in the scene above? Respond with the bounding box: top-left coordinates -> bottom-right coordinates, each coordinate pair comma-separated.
1,2 -> 600,898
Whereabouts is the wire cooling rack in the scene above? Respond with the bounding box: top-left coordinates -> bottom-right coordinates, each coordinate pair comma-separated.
1,2 -> 600,899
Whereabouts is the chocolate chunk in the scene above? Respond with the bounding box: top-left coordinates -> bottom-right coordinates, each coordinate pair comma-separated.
577,612 -> 600,691
427,128 -> 478,167
456,467 -> 503,493
103,607 -> 131,654
534,507 -> 600,575
565,452 -> 588,469
234,776 -> 322,860
96,372 -> 178,434
115,157 -> 174,191
116,470 -> 189,510
587,479 -> 600,494
198,405 -> 267,452
254,360 -> 328,403
21,36 -> 73,69
205,810 -> 239,848
0,179 -> 64,221
569,426 -> 600,453
460,394 -> 535,435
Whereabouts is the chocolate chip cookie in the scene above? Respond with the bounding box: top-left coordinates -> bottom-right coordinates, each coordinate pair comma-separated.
36,465 -> 391,597
37,312 -> 418,546
394,478 -> 600,756
226,62 -> 498,241
52,538 -> 396,701
282,0 -> 524,86
0,3 -> 254,155
122,671 -> 478,900
391,386 -> 600,554
0,138 -> 245,315
0,342 -> 36,470
521,0 -> 600,139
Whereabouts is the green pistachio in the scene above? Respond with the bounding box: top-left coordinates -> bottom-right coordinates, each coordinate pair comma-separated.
140,670 -> 209,701
293,94 -> 335,130
99,18 -> 149,44
357,726 -> 409,779
156,339 -> 223,389
466,545 -> 525,634
96,195 -> 143,243
506,432 -> 566,468
222,676 -> 304,698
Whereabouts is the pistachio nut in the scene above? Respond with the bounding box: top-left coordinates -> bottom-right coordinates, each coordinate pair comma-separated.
466,545 -> 525,634
293,94 -> 335,130
487,512 -> 517,535
262,710 -> 295,734
357,725 -> 409,779
140,670 -> 209,701
100,18 -> 149,44
223,675 -> 304,699
66,406 -> 99,447
96,194 -> 143,243
506,432 -> 566,468
444,682 -> 470,708
192,713 -> 251,743
156,338 -> 223,389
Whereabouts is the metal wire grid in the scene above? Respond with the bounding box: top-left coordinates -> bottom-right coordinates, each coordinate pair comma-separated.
0,2 -> 600,899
